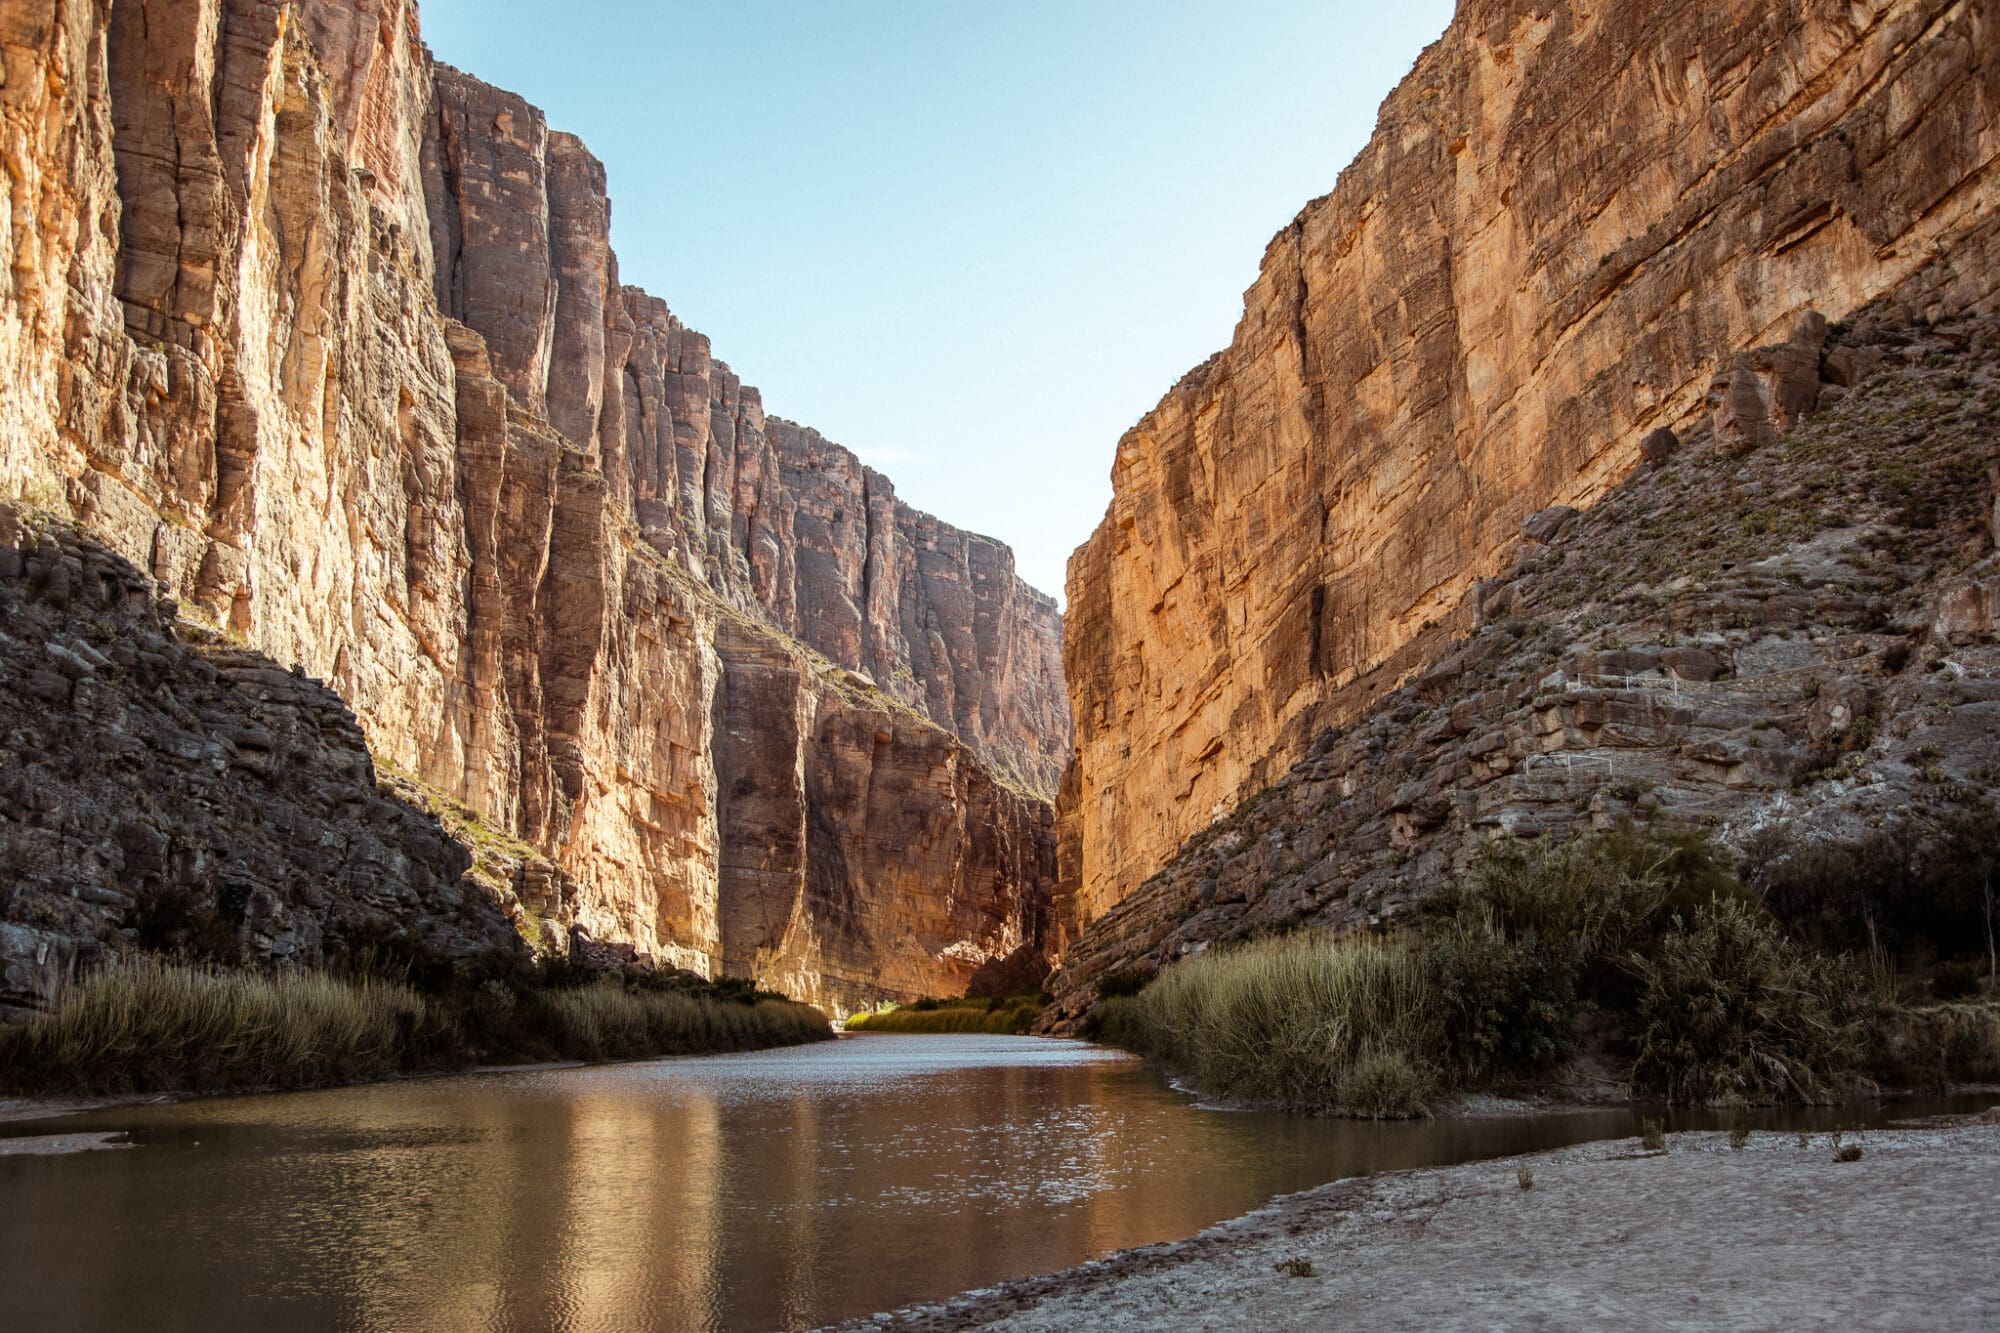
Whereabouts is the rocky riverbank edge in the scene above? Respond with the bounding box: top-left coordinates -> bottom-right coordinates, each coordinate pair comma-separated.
832,1114 -> 2000,1332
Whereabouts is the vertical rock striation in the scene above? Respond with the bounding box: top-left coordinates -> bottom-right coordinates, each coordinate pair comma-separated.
1061,0 -> 2000,934
0,1 -> 1061,1012
420,66 -> 1070,795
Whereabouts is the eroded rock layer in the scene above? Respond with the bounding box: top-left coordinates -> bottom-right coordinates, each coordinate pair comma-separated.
1061,0 -> 2000,933
0,1 -> 1058,1012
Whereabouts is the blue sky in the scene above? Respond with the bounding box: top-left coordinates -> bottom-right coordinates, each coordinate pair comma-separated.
420,1 -> 1454,601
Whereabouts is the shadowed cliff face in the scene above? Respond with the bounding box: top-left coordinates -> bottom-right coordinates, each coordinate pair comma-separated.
0,0 -> 1058,1011
1060,0 -> 2000,936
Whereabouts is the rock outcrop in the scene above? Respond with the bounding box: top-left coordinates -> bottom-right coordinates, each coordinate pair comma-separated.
1060,0 -> 2000,935
0,1 -> 1060,1013
1045,311 -> 2000,1024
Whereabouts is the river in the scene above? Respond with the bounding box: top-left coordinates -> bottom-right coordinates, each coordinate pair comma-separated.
0,1034 -> 1958,1331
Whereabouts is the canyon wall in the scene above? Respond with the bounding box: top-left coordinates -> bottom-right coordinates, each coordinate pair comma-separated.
1061,0 -> 2000,931
421,66 -> 1068,796
0,0 -> 1059,1012
1046,309 -> 2000,1020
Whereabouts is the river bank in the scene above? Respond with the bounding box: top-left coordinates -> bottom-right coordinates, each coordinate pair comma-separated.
836,1115 -> 2000,1331
0,959 -> 832,1103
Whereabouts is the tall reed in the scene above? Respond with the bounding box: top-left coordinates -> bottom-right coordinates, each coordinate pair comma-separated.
1123,934 -> 1441,1116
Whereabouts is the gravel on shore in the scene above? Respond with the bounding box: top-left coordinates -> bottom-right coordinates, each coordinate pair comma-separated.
835,1118 -> 2000,1332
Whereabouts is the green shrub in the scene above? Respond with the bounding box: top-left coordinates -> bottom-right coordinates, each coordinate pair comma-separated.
538,981 -> 829,1058
1630,898 -> 1878,1104
1095,965 -> 1158,1002
1873,1003 -> 2000,1091
1426,915 -> 1583,1081
1092,828 -> 1964,1115
1749,798 -> 1999,966
1932,961 -> 1986,1002
1080,994 -> 1148,1048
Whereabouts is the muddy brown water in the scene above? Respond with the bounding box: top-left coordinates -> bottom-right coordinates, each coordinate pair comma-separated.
0,1035 -> 1978,1331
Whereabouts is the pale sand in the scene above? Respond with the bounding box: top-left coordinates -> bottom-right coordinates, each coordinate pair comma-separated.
838,1120 -> 2000,1332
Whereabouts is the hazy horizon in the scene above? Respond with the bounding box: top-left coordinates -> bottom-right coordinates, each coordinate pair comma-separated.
420,1 -> 1454,602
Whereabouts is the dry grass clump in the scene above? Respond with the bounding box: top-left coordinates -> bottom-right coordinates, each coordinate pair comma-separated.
0,958 -> 441,1095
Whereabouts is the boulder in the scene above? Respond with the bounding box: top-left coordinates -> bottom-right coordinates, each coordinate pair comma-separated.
1521,506 -> 1581,545
1640,427 -> 1680,466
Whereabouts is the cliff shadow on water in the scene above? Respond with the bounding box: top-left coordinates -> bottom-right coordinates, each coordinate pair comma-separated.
0,504 -> 829,1099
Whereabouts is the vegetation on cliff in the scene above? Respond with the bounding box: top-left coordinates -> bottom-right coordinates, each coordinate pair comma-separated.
0,956 -> 831,1099
1090,822 -> 1997,1116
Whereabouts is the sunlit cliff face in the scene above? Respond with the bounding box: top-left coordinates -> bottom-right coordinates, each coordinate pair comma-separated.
0,1 -> 1060,1004
1057,0 -> 2000,931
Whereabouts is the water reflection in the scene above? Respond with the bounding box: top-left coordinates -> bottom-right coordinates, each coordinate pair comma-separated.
0,1036 -> 1975,1331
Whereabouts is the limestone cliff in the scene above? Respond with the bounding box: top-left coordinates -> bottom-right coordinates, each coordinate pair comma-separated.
1061,0 -> 2000,934
0,0 -> 1059,1013
1046,309 -> 2000,1024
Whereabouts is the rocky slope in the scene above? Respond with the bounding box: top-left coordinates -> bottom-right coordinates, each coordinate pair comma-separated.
0,503 -> 521,1019
0,1 -> 1059,1013
1060,0 -> 2000,934
1045,309 -> 2000,1023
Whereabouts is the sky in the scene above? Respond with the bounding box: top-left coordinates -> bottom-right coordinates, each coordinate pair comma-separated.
420,1 -> 1455,603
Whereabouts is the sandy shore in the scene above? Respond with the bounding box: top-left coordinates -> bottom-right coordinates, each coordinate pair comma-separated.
837,1117 -> 2000,1331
